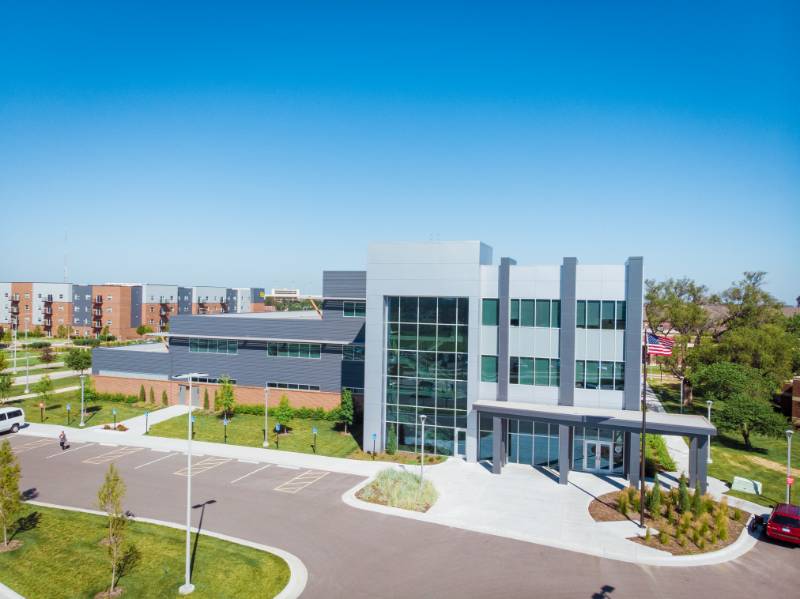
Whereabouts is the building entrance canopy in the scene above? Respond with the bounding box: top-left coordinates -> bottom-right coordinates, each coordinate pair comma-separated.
473,400 -> 716,437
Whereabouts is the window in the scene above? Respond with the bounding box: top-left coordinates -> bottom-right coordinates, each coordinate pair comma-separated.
519,357 -> 534,385
189,338 -> 239,354
343,345 -> 365,361
510,299 -> 520,326
520,300 -> 535,327
575,360 -> 624,390
481,355 -> 497,382
509,357 -> 559,387
615,301 -> 626,329
343,301 -> 366,318
586,301 -> 600,329
267,342 -> 321,359
267,382 -> 320,391
482,299 -> 498,326
601,301 -> 615,329
551,300 -> 561,327
509,357 -> 519,384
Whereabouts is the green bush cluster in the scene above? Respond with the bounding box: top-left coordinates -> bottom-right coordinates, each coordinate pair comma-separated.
86,390 -> 140,404
233,404 -> 339,421
72,338 -> 101,347
28,341 -> 52,349
357,468 -> 438,512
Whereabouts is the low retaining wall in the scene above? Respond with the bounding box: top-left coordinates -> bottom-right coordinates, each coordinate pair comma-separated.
91,375 -> 341,410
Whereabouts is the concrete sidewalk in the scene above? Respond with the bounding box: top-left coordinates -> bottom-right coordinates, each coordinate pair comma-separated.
3,385 -> 79,403
102,404 -> 193,434
4,361 -> 65,374
10,369 -> 79,385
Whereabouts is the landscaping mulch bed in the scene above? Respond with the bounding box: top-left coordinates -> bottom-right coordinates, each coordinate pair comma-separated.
589,489 -> 749,556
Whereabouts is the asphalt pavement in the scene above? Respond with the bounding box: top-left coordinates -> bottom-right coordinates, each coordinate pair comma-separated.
6,432 -> 798,599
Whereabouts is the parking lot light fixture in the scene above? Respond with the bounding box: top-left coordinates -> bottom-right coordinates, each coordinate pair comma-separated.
706,400 -> 713,464
24,354 -> 30,394
262,384 -> 269,448
174,372 -> 207,596
419,414 -> 427,487
787,429 -> 794,504
79,374 -> 86,427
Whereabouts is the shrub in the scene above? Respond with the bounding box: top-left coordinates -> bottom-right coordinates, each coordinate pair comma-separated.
357,469 -> 437,512
718,519 -> 729,541
678,473 -> 690,513
73,338 -> 101,347
88,390 -> 139,404
149,387 -> 155,405
618,492 -> 629,515
161,390 -> 168,407
677,534 -> 687,548
386,424 -> 398,455
203,388 -> 209,410
692,528 -> 701,546
691,487 -> 704,516
138,385 -> 146,404
274,396 -> 293,431
733,508 -> 742,522
659,530 -> 668,545
647,475 -> 662,515
28,341 -> 52,349
644,527 -> 651,542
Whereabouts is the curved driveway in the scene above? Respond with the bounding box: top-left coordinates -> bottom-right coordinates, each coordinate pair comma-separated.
8,434 -> 797,599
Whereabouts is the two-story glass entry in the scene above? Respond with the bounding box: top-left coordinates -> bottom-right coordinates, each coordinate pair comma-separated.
384,296 -> 469,457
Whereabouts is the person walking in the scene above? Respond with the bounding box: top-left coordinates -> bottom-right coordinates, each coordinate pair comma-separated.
59,430 -> 68,451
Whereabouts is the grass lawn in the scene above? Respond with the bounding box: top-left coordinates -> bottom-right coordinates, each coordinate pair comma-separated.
3,389 -> 155,428
149,410 -> 360,457
0,504 -> 289,598
651,380 -> 798,508
7,375 -> 81,397
148,410 -> 450,464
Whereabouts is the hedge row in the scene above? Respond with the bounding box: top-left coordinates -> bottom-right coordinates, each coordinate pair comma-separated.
86,390 -> 140,404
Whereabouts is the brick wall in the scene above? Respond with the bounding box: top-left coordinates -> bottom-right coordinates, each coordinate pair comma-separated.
92,375 -> 342,410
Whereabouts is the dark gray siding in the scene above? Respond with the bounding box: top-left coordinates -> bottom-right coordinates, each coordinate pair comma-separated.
226,288 -> 237,312
321,298 -> 367,323
169,314 -> 365,344
623,257 -> 644,411
169,338 -> 356,391
558,257 -> 578,406
130,286 -> 142,328
72,285 -> 92,327
178,287 -> 192,314
322,271 -> 366,299
92,347 -> 171,377
251,288 -> 265,303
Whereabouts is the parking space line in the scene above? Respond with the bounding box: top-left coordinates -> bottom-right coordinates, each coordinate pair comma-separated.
45,443 -> 95,459
230,464 -> 270,484
151,448 -> 170,453
174,456 -> 231,477
11,438 -> 52,454
83,446 -> 143,465
274,470 -> 329,494
276,465 -> 300,470
99,443 -> 118,447
134,453 -> 176,470
238,459 -> 258,464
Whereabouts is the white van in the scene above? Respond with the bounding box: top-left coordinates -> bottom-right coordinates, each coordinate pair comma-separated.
0,407 -> 25,434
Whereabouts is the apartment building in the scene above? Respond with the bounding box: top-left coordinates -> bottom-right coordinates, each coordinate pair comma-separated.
191,286 -> 229,315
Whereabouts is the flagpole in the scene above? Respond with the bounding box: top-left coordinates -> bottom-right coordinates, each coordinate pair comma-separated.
640,332 -> 647,529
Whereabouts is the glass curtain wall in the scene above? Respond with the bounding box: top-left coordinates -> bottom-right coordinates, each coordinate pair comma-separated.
384,296 -> 469,456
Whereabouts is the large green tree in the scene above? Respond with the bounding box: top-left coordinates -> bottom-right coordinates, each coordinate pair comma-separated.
218,376 -> 236,418
689,361 -> 772,402
713,393 -> 787,450
65,348 -> 92,374
716,271 -> 784,336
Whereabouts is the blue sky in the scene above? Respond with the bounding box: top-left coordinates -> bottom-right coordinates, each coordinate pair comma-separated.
1,1 -> 798,301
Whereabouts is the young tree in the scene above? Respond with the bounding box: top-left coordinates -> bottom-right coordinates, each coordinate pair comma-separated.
161,390 -> 168,407
0,352 -> 7,373
338,388 -> 354,435
0,374 -> 12,405
0,440 -> 21,548
148,387 -> 155,405
678,473 -> 690,513
274,395 -> 293,432
218,376 -> 236,418
56,324 -> 68,339
39,345 -> 55,365
100,325 -> 110,339
647,474 -> 662,515
33,375 -> 53,408
714,393 -> 787,450
135,325 -> 153,336
138,384 -> 146,404
386,424 -> 398,455
64,348 -> 92,374
97,464 -> 130,597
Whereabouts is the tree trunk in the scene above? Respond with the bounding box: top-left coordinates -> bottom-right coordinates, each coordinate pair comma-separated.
684,382 -> 694,407
111,560 -> 116,596
742,429 -> 751,450
3,522 -> 6,547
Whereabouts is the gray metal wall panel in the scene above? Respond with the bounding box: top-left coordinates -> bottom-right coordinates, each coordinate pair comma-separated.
178,287 -> 193,315
168,338 -> 352,391
321,298 -> 367,323
226,288 -> 237,312
623,257 -> 644,411
169,314 -> 364,344
72,285 -> 93,327
322,271 -> 366,298
558,258 -> 578,406
496,257 -> 515,402
130,286 -> 142,328
251,288 -> 265,303
92,347 -> 171,376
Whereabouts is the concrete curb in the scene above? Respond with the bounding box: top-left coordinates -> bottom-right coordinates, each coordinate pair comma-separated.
341,473 -> 758,568
0,582 -> 25,599
23,500 -> 307,599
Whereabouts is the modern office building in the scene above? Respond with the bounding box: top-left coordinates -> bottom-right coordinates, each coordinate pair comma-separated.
91,272 -> 365,409
361,241 -> 715,491
89,240 -> 715,490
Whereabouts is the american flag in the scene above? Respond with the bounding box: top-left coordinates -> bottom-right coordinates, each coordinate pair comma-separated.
646,333 -> 674,356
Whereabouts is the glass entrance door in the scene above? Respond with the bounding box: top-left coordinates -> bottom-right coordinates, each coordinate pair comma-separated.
455,429 -> 467,458
583,441 -> 613,473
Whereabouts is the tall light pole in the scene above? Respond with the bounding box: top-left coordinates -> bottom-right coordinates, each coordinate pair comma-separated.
706,400 -> 713,464
79,374 -> 86,427
679,376 -> 684,415
24,353 -> 30,394
268,382 -> 269,447
175,372 -> 207,596
419,414 -> 427,487
11,329 -> 17,371
787,429 -> 794,504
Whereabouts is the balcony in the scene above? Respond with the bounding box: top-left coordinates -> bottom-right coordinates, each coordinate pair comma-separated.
10,306 -> 19,314
159,308 -> 169,316
11,294 -> 19,302
92,320 -> 102,329
93,295 -> 103,305
43,306 -> 53,315
43,294 -> 53,303
43,319 -> 52,327
92,309 -> 102,317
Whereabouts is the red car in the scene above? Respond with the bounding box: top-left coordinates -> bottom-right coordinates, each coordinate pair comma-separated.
765,503 -> 800,545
